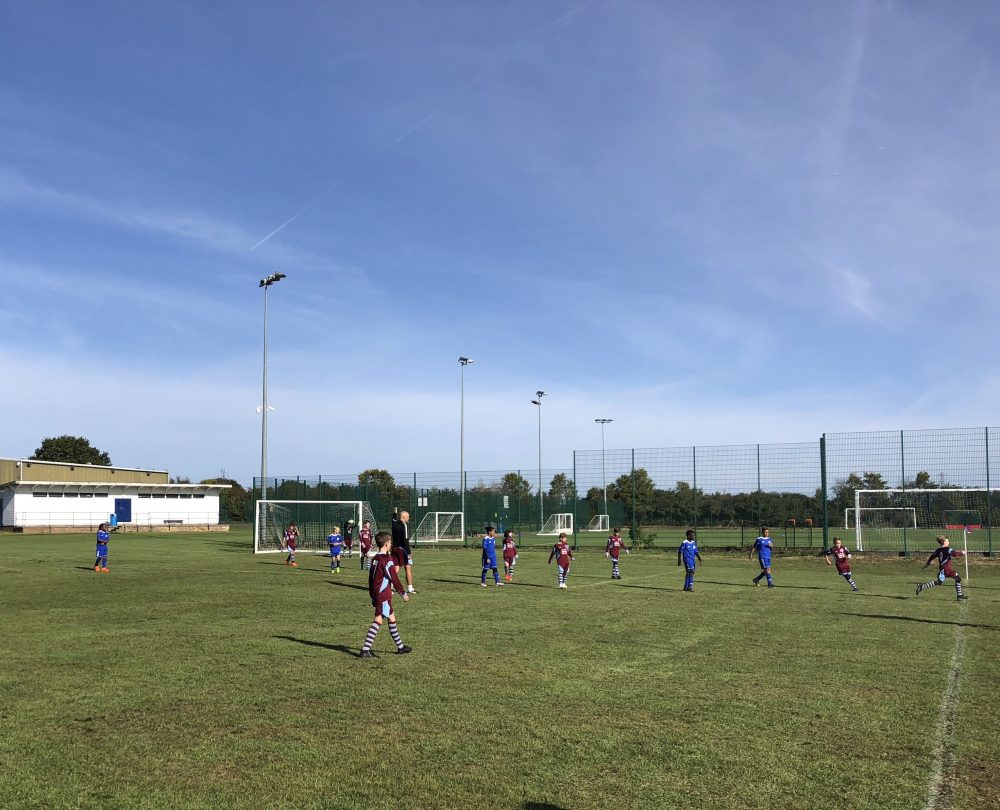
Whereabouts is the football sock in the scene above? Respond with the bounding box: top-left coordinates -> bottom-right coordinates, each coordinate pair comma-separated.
612,561 -> 620,578
389,622 -> 404,650
362,621 -> 380,652
558,568 -> 567,586
765,573 -> 773,586
955,581 -> 964,597
492,567 -> 500,584
753,573 -> 762,583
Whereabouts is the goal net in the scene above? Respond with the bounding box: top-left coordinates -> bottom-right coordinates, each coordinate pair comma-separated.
412,511 -> 464,544
254,500 -> 377,554
538,513 -> 573,535
853,488 -> 996,553
585,514 -> 610,532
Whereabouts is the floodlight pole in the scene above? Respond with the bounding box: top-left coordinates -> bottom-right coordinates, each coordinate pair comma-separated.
459,357 -> 473,530
259,272 -> 286,504
596,418 -> 613,515
532,391 -> 546,530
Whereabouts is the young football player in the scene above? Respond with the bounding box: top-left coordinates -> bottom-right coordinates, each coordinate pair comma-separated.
283,522 -> 299,567
824,536 -> 858,592
327,526 -> 343,573
343,519 -> 356,558
750,526 -> 774,587
480,526 -> 502,587
502,530 -> 518,583
916,535 -> 968,601
94,522 -> 110,573
677,529 -> 703,591
548,532 -> 575,589
359,520 -> 374,570
360,532 -> 412,658
605,527 -> 629,580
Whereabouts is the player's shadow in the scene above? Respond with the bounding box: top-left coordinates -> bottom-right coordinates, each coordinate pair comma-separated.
699,579 -> 828,591
857,593 -> 909,601
523,802 -> 565,810
273,635 -> 361,656
618,583 -> 673,592
837,612 -> 1000,631
327,581 -> 368,592
74,566 -> 100,571
259,562 -> 327,573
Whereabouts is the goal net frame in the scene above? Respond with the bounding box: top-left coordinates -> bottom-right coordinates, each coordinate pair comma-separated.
538,513 -> 574,536
585,514 -> 610,532
853,488 -> 997,553
844,507 -> 917,530
412,511 -> 465,544
254,499 -> 377,554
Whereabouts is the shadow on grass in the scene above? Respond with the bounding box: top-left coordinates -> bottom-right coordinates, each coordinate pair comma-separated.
201,538 -> 249,553
857,593 -> 910,601
74,566 -> 100,572
618,583 -> 675,592
326,580 -> 368,592
258,562 -> 329,574
837,612 -> 1000,631
273,635 -> 361,656
523,803 -> 566,810
698,579 -> 829,591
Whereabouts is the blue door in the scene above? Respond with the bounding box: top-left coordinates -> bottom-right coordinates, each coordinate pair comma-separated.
114,498 -> 132,523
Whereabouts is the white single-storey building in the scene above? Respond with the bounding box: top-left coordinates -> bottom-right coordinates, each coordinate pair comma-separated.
0,458 -> 231,532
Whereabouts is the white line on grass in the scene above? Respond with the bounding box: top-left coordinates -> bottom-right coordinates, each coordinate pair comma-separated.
923,603 -> 967,810
572,573 -> 666,589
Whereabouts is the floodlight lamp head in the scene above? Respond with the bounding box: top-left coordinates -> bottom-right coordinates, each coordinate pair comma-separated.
260,272 -> 286,287
531,400 -> 540,406
536,390 -> 546,398
459,357 -> 473,365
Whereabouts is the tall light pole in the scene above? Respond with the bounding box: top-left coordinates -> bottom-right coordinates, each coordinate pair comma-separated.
259,272 -> 286,503
459,357 -> 473,530
595,418 -> 613,516
531,391 -> 546,530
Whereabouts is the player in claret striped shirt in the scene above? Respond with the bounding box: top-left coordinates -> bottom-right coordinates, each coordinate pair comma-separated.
548,533 -> 575,589
824,537 -> 858,592
360,532 -> 412,658
916,535 -> 968,601
677,529 -> 702,592
358,520 -> 374,570
501,530 -> 518,583
605,528 -> 629,580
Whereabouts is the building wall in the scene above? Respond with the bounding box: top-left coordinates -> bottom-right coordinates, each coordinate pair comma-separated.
10,487 -> 222,527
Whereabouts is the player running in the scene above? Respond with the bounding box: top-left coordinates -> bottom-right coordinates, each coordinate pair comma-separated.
283,522 -> 299,567
548,532 -> 575,589
750,526 -> 774,588
677,529 -> 703,592
327,526 -> 343,573
824,536 -> 858,592
94,522 -> 110,573
360,532 -> 412,658
916,535 -> 968,601
502,530 -> 518,583
359,520 -> 374,570
605,527 -> 629,580
480,526 -> 502,587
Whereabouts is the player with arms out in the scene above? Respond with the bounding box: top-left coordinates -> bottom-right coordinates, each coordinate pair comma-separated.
360,532 -> 412,658
480,526 -> 502,588
605,527 -> 629,580
343,519 -> 356,558
677,529 -> 703,592
327,526 -> 343,573
916,535 -> 968,601
94,522 -> 110,573
358,520 -> 374,571
750,526 -> 774,588
502,530 -> 518,583
548,532 -> 575,589
824,537 -> 858,592
283,521 -> 299,567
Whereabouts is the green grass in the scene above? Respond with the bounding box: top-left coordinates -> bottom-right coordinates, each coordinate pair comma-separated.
1,530 -> 998,809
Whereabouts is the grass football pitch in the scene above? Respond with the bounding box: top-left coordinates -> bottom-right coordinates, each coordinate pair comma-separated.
1,530 -> 998,810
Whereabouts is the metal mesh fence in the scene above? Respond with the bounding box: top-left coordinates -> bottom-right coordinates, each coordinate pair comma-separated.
252,426 -> 999,554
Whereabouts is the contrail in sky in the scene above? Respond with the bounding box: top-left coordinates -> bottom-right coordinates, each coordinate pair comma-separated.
250,0 -> 599,253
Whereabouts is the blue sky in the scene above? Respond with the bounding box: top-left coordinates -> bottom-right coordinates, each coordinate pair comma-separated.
2,0 -> 999,485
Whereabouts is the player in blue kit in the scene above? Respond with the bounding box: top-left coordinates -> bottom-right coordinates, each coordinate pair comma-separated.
94,523 -> 110,573
327,526 -> 343,573
480,526 -> 502,587
750,526 -> 774,587
677,529 -> 703,591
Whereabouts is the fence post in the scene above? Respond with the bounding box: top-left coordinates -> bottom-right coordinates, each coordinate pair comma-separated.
631,449 -> 637,542
692,446 -> 698,532
572,451 -> 578,550
986,427 -> 993,557
821,435 -> 829,551
756,443 -> 762,527
900,430 -> 908,556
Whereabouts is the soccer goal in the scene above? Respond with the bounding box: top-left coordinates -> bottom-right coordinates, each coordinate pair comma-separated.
585,514 -> 610,532
412,511 -> 464,544
538,513 -> 573,535
853,488 -> 997,554
254,500 -> 377,554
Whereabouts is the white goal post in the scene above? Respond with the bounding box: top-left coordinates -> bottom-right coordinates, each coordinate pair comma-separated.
538,513 -> 574,535
853,488 -> 998,553
585,514 -> 610,532
254,500 -> 377,554
412,511 -> 465,544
